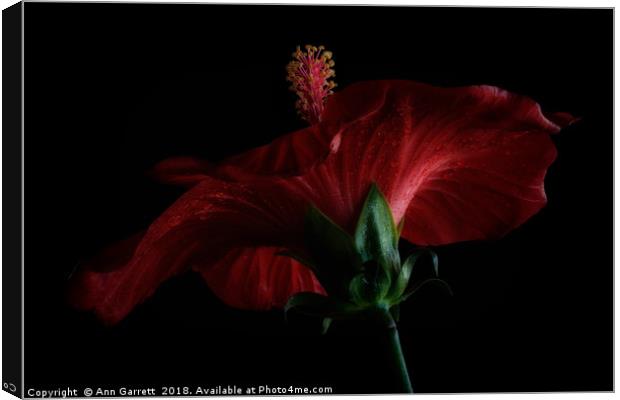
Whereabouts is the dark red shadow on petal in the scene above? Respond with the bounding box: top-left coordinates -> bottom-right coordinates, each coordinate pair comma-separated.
196,247 -> 325,310
68,176 -> 322,325
148,156 -> 215,188
544,111 -> 580,130
150,123 -> 339,187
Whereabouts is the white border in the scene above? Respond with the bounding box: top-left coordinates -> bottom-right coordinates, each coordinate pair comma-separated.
0,2 -> 615,400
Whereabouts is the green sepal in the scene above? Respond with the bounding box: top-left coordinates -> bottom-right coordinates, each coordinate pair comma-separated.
400,278 -> 453,303
388,248 -> 439,301
284,292 -> 361,320
353,183 -> 401,269
428,249 -> 439,276
407,247 -> 439,277
348,273 -> 377,306
389,252 -> 416,301
348,259 -> 393,306
304,205 -> 363,295
351,183 -> 399,304
321,318 -> 332,335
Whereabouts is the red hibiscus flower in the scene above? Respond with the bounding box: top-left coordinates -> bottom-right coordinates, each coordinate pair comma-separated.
70,46 -> 574,391
70,45 -> 574,324
68,44 -> 574,392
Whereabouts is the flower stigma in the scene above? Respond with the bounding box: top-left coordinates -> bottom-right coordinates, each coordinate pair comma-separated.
286,44 -> 336,124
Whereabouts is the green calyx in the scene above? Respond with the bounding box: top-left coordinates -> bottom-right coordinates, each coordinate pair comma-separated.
283,183 -> 451,332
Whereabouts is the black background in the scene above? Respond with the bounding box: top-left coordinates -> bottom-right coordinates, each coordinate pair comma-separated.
24,4 -> 612,394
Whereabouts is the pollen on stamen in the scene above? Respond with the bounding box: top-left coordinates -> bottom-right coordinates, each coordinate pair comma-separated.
286,44 -> 337,125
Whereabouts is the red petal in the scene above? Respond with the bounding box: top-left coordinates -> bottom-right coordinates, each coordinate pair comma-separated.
295,81 -> 575,243
69,176 -> 317,324
545,111 -> 579,129
196,247 -> 325,310
148,156 -> 214,188
219,124 -> 335,177
150,124 -> 336,186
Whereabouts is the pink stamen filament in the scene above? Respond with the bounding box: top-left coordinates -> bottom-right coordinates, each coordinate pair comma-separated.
286,45 -> 336,124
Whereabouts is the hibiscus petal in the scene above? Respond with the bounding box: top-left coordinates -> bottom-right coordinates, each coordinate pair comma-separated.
69,176 -> 320,324
219,124 -> 335,177
196,247 -> 325,310
148,156 -> 214,187
150,123 -> 336,186
290,81 -> 575,244
400,131 -> 557,245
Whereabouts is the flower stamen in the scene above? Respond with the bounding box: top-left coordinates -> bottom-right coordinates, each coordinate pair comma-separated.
286,44 -> 336,124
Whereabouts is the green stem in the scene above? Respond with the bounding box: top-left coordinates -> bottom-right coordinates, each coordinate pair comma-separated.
385,314 -> 414,393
